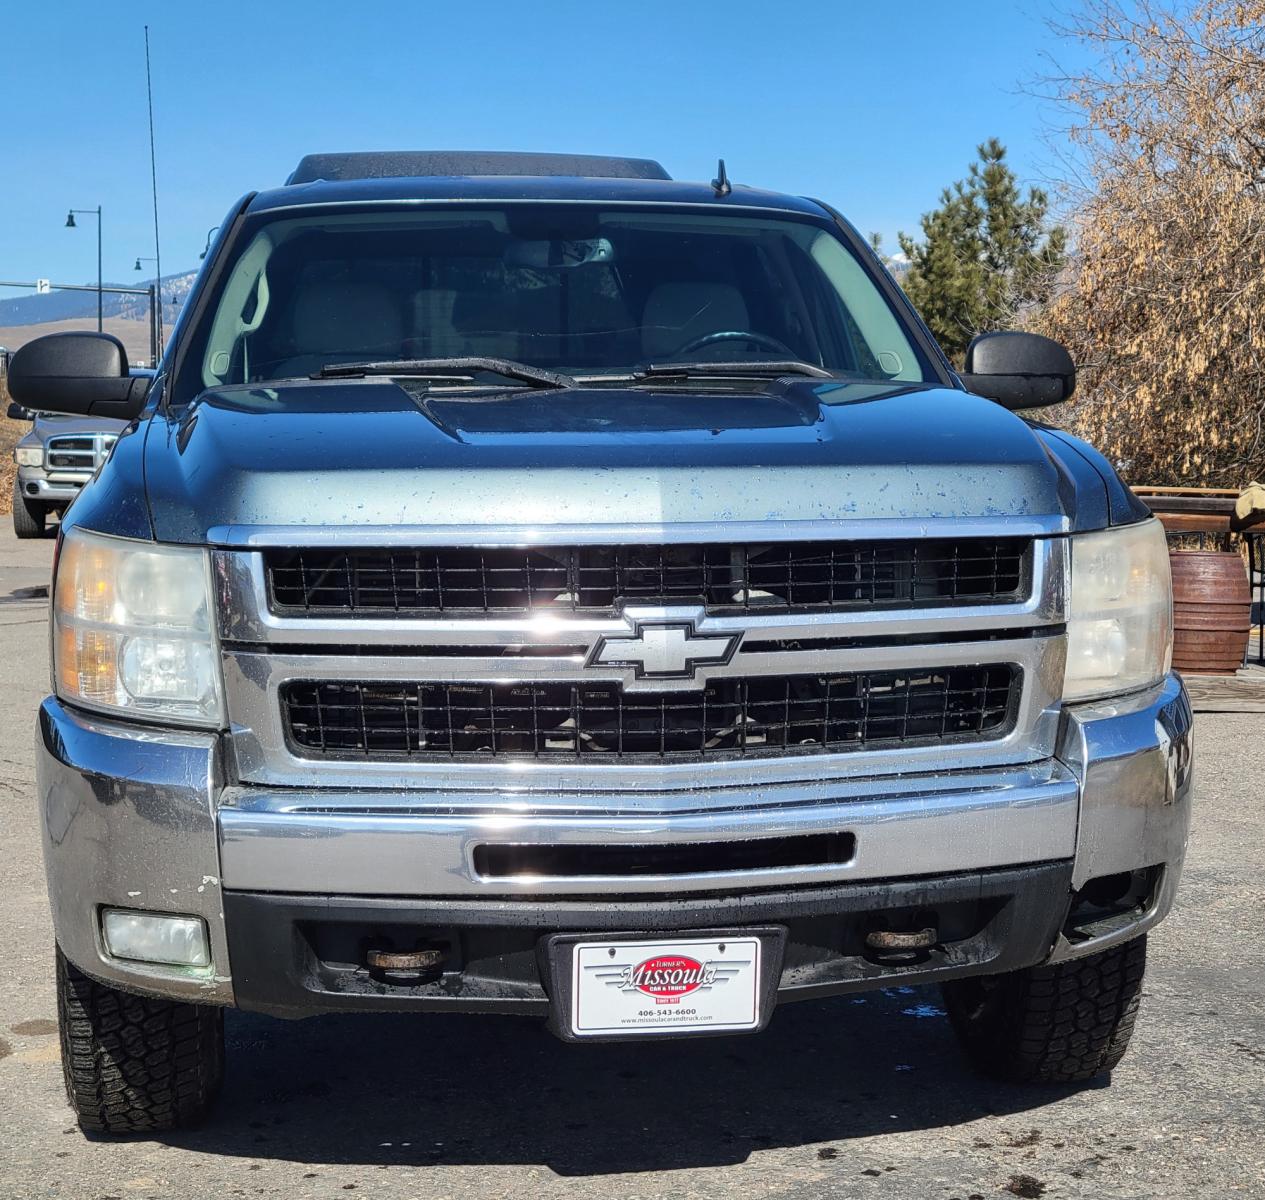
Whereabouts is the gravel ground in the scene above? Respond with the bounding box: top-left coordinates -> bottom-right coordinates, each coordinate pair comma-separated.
0,526 -> 1262,1200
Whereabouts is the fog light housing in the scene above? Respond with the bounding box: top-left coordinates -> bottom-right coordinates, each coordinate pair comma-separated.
1063,867 -> 1162,945
101,909 -> 211,968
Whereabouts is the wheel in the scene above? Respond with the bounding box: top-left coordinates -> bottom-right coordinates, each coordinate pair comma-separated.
941,936 -> 1147,1084
56,947 -> 224,1134
11,480 -> 46,538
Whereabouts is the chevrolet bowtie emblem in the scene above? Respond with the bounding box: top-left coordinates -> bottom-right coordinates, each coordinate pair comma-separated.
586,620 -> 740,681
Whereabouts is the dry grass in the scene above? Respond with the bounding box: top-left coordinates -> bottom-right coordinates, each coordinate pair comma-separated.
0,316 -> 155,366
0,378 -> 21,515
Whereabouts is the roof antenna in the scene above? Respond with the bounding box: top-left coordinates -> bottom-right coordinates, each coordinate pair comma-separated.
711,158 -> 731,197
143,26 -> 164,359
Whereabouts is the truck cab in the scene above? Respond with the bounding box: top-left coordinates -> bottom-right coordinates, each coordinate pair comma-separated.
7,152 -> 1191,1135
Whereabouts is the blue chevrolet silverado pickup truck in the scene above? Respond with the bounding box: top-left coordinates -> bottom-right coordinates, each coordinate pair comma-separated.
8,151 -> 1190,1134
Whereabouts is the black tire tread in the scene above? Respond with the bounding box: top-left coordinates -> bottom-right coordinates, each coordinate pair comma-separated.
942,936 -> 1147,1084
11,479 -> 46,539
56,947 -> 224,1133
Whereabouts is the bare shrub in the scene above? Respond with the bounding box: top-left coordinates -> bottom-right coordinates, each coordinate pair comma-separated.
1035,0 -> 1265,485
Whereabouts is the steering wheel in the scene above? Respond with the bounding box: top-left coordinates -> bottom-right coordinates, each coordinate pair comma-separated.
673,329 -> 800,359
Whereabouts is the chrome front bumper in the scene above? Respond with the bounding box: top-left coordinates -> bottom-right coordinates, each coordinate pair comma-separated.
37,673 -> 1193,1006
215,764 -> 1078,897
16,465 -> 88,503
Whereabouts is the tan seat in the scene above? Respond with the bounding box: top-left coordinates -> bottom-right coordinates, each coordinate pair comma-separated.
269,281 -> 404,377
403,289 -> 461,358
640,282 -> 750,359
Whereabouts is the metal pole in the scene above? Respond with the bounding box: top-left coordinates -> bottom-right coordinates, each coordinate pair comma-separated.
144,27 -> 164,352
148,284 -> 158,366
96,205 -> 103,332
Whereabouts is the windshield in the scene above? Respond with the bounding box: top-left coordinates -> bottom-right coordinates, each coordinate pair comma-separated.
177,206 -> 933,399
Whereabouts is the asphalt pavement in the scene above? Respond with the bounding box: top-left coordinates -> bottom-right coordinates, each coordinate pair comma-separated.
0,523 -> 1262,1200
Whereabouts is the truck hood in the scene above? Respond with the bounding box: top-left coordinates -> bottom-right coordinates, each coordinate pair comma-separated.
34,414 -> 131,441
141,378 -> 1100,544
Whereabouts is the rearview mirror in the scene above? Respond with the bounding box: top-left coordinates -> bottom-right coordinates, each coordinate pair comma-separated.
504,237 -> 616,269
7,332 -> 152,420
6,401 -> 33,421
960,332 -> 1075,410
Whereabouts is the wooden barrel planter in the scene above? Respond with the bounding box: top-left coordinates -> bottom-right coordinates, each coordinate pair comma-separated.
1170,550 -> 1251,674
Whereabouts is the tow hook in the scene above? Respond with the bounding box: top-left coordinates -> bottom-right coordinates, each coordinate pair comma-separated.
366,946 -> 448,983
864,926 -> 938,965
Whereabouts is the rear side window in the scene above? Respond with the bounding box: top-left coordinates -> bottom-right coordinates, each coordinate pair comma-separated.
176,205 -> 932,401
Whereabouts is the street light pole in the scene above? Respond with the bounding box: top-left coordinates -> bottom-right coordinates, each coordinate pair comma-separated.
135,256 -> 160,367
147,285 -> 158,366
66,206 -> 103,332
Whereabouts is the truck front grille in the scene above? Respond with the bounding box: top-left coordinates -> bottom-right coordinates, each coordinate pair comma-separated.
281,665 -> 1017,761
265,538 -> 1029,618
46,434 -> 116,472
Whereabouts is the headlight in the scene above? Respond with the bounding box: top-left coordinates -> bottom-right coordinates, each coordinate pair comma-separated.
52,528 -> 224,726
1064,519 -> 1173,703
15,446 -> 43,467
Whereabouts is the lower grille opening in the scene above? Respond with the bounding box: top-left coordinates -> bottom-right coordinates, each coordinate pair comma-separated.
472,833 -> 856,879
281,665 -> 1018,762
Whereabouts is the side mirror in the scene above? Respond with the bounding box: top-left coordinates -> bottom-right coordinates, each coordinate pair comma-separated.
6,401 -> 33,421
7,332 -> 152,420
960,331 -> 1075,410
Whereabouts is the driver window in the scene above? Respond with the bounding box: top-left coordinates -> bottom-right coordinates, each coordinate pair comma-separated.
202,231 -> 274,388
809,232 -> 922,381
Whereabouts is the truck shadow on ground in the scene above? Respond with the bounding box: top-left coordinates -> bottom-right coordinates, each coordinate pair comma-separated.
156,985 -> 1097,1176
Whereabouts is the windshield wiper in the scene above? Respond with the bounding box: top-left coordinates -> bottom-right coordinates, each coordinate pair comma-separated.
314,357 -> 577,390
633,360 -> 835,382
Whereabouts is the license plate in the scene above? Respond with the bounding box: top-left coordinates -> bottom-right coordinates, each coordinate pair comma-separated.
570,936 -> 762,1037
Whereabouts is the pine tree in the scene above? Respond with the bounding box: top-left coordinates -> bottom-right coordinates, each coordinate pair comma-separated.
898,140 -> 1065,364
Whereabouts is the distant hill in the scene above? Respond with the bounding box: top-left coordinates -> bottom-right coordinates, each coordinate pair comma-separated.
0,269 -> 196,329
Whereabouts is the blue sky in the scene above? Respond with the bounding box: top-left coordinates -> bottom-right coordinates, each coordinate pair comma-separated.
0,0 -> 1083,297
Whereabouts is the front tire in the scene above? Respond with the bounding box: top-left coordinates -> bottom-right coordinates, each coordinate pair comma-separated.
56,947 -> 224,1134
942,936 -> 1147,1084
11,480 -> 46,538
